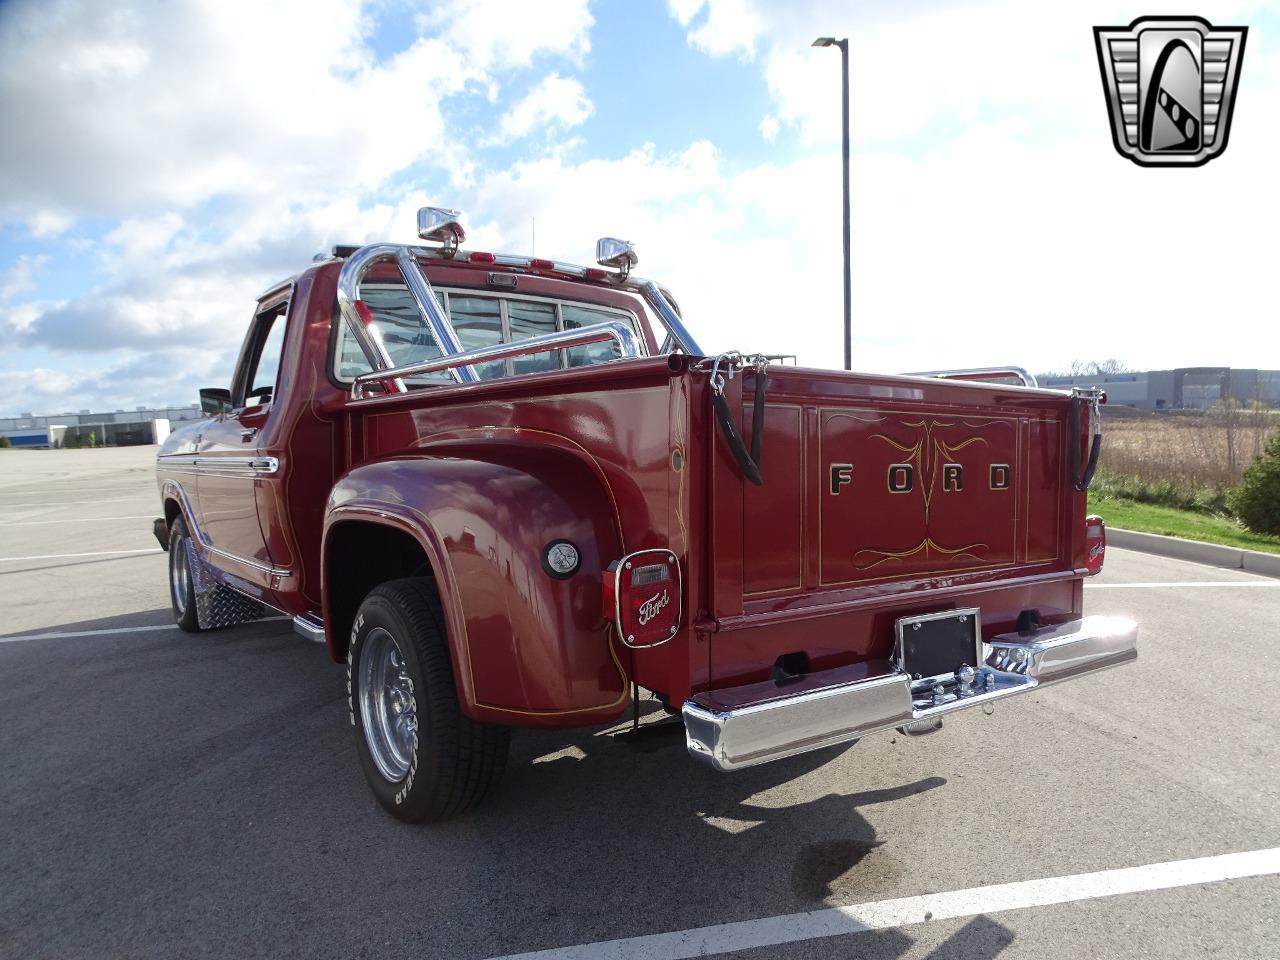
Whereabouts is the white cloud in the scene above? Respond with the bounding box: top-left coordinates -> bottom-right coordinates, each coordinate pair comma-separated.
675,0 -> 1264,148
667,0 -> 706,26
670,0 -> 765,59
1,0 -> 1276,417
0,349 -> 227,417
0,254 -> 47,303
25,210 -> 73,238
0,0 -> 476,216
0,0 -> 599,412
487,74 -> 594,145
418,0 -> 594,72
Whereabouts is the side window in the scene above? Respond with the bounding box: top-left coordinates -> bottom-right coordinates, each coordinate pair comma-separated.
235,302 -> 288,409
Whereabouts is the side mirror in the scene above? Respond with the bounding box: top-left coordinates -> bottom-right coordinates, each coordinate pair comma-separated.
199,387 -> 232,417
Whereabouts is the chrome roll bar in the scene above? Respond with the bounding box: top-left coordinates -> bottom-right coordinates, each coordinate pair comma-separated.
350,320 -> 643,399
903,366 -> 1039,388
638,280 -> 703,356
336,243 -> 480,385
334,241 -> 694,401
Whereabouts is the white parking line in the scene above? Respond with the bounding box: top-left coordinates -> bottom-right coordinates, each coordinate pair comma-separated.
0,497 -> 151,509
0,515 -> 154,526
0,548 -> 162,562
0,624 -> 178,643
488,846 -> 1280,960
0,616 -> 288,643
1087,581 -> 1279,589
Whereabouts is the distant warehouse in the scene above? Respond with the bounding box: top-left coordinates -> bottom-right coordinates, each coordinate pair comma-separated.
1040,368 -> 1280,410
0,404 -> 202,448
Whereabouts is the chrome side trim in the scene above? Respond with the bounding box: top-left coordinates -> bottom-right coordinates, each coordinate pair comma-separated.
292,612 -> 326,644
683,615 -> 1137,771
349,320 -> 644,399
903,366 -> 1040,388
158,478 -> 293,579
157,454 -> 279,474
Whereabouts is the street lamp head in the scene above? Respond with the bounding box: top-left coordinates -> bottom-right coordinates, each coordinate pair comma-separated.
812,36 -> 835,47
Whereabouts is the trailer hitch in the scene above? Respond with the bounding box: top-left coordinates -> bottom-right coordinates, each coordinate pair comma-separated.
1070,389 -> 1104,492
699,352 -> 769,486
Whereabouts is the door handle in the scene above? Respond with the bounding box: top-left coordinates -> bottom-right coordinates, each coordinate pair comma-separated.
240,428 -> 257,442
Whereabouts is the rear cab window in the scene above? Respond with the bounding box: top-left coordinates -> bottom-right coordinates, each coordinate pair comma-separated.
334,283 -> 641,386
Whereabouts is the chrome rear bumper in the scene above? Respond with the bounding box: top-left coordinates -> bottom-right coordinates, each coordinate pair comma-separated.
683,615 -> 1137,772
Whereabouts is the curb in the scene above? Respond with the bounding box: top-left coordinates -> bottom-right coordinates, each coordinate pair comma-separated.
1109,527 -> 1280,579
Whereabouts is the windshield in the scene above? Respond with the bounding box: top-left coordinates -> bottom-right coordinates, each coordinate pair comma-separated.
336,284 -> 636,384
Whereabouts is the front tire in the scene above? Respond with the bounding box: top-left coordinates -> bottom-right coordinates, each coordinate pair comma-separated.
349,579 -> 509,822
168,516 -> 201,633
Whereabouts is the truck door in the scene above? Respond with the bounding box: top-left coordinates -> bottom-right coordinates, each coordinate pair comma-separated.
195,292 -> 289,588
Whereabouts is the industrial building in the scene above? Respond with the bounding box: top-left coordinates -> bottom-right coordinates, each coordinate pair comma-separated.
1040,368 -> 1280,410
0,404 -> 201,448
3,367 -> 1277,446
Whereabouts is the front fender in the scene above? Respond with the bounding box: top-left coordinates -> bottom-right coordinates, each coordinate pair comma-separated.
325,443 -> 630,727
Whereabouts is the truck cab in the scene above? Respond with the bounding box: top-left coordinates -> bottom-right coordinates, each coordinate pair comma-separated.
155,207 -> 1136,822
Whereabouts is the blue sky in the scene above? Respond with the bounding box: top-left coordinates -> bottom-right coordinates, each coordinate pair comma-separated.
0,0 -> 1276,416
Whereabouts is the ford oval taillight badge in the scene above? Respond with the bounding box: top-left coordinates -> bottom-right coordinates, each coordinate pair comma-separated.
603,549 -> 682,648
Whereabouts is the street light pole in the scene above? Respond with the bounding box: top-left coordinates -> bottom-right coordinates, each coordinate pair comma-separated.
813,36 -> 851,371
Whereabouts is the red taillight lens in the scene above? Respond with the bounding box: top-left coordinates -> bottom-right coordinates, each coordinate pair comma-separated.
530,258 -> 555,270
583,267 -> 608,280
1085,515 -> 1106,576
468,251 -> 496,263
602,549 -> 682,648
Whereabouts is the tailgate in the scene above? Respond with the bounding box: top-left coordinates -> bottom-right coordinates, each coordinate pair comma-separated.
697,366 -> 1082,679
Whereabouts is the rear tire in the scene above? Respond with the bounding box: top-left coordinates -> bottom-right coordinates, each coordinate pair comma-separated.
349,578 -> 510,822
168,516 -> 201,633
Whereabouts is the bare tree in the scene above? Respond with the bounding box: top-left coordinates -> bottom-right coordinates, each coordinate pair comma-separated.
1037,359 -> 1134,380
1071,359 -> 1132,376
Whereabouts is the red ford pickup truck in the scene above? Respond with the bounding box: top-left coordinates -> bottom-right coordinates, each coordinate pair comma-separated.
154,207 -> 1137,822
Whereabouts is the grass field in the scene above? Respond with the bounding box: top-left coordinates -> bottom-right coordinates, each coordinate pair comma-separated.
1101,407 -> 1276,490
1087,407 -> 1280,552
1089,494 -> 1280,555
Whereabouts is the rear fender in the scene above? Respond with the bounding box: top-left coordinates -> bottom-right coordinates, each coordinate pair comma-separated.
324,443 -> 630,727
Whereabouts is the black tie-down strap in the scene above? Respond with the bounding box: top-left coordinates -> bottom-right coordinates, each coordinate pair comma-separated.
1071,393 -> 1103,492
710,365 -> 767,486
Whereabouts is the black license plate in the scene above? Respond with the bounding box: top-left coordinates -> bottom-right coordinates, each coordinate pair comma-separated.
895,608 -> 981,682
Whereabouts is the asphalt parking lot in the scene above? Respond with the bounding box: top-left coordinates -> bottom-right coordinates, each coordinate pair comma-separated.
1,446 -> 1278,960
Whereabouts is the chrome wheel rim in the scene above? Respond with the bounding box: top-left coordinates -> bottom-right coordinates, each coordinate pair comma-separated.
359,627 -> 417,783
171,538 -> 190,615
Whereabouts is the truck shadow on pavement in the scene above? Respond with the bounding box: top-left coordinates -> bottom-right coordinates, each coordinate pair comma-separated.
462,711 -> 1017,957
0,614 -> 1017,960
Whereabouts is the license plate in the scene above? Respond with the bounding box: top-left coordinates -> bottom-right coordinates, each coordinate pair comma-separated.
894,608 -> 982,684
